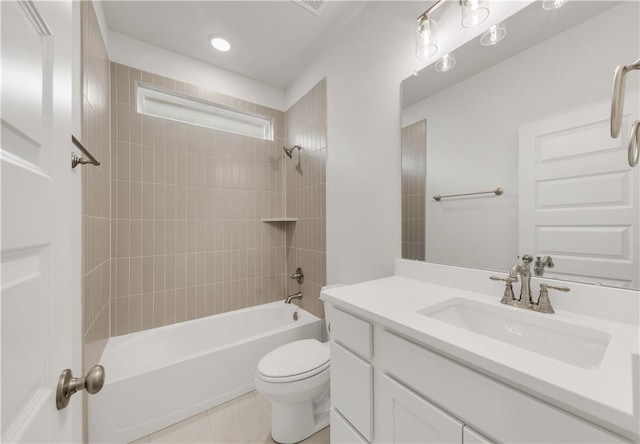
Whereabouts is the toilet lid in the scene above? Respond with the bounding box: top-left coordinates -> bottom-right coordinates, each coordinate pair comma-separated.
257,339 -> 329,380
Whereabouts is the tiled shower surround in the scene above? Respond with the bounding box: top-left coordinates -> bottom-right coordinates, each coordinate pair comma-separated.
401,120 -> 426,261
110,63 -> 327,334
285,80 -> 327,317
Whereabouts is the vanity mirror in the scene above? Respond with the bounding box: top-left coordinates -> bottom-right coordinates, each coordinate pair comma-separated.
401,1 -> 640,289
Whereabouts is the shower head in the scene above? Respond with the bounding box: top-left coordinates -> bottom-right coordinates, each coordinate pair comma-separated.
282,145 -> 301,159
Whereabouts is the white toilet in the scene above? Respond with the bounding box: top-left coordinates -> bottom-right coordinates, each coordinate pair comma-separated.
254,339 -> 330,443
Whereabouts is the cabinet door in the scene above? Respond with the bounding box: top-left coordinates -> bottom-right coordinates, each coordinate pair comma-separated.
331,409 -> 369,444
463,425 -> 493,444
331,343 -> 373,441
377,373 -> 463,443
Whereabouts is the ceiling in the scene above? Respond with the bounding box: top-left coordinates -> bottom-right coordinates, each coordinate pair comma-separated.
101,1 -> 368,90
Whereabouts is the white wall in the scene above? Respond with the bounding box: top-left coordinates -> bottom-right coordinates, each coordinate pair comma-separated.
286,1 -> 529,285
402,2 -> 639,273
107,31 -> 287,111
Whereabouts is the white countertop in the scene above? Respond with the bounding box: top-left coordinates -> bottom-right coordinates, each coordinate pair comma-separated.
321,275 -> 640,440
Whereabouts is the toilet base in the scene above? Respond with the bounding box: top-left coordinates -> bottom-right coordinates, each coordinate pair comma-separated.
270,386 -> 330,444
271,407 -> 329,444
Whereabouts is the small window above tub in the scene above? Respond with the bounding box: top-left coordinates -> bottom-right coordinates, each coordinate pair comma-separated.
136,83 -> 274,141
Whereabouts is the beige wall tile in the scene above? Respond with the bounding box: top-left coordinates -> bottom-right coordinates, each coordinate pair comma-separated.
283,80 -> 327,318
165,289 -> 176,325
130,294 -> 142,333
116,64 -> 130,104
131,110 -> 143,145
115,296 -> 130,336
130,182 -> 143,219
142,145 -> 154,182
142,220 -> 154,256
153,291 -> 165,327
116,180 -> 130,220
142,183 -> 154,219
141,293 -> 154,330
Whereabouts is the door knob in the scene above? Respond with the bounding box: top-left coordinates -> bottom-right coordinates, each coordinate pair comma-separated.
56,365 -> 105,410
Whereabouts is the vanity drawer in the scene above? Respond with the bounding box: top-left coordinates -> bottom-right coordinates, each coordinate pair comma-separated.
376,329 -> 624,443
328,305 -> 372,360
331,342 -> 373,441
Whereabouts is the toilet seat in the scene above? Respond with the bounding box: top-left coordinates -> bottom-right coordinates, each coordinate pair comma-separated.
257,339 -> 330,383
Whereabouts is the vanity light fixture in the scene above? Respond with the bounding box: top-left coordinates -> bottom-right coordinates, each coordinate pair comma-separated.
416,16 -> 439,59
460,0 -> 489,28
415,0 -> 446,59
210,35 -> 231,52
435,52 -> 456,72
480,22 -> 506,46
542,0 -> 569,10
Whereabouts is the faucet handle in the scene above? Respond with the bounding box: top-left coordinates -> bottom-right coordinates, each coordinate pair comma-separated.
536,283 -> 570,314
540,283 -> 570,292
490,276 -> 517,304
490,275 -> 517,283
521,254 -> 533,265
290,267 -> 304,284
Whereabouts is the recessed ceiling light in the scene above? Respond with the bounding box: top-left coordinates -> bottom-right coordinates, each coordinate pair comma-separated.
210,36 -> 231,52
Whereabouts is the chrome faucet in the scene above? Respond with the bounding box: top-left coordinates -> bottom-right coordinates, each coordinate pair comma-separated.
285,292 -> 302,304
490,254 -> 570,314
534,255 -> 554,276
510,255 -> 534,307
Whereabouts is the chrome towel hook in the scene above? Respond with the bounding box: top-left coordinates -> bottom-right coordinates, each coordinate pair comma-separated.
610,59 -> 640,167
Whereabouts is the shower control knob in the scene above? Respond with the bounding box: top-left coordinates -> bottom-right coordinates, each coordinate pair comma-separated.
290,267 -> 304,284
56,365 -> 105,410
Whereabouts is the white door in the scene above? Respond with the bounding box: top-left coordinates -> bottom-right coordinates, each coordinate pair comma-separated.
1,1 -> 81,442
377,373 -> 463,443
519,99 -> 639,288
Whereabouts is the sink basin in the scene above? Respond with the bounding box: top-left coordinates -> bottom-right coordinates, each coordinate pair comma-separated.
419,298 -> 610,369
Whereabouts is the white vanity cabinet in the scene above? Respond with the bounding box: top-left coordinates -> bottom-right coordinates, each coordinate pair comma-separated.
376,329 -> 623,443
325,302 -> 627,444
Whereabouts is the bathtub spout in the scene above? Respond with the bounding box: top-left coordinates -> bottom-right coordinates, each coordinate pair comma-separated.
285,292 -> 302,304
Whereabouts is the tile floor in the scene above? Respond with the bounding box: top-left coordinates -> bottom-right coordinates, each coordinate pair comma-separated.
130,391 -> 330,444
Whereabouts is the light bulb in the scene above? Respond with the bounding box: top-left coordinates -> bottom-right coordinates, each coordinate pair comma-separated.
416,17 -> 438,59
435,52 -> 456,72
542,0 -> 569,10
480,23 -> 507,46
461,0 -> 489,28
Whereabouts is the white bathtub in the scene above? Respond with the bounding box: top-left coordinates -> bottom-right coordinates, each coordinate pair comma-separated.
89,302 -> 322,443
